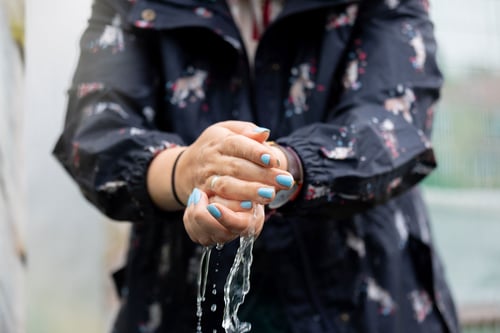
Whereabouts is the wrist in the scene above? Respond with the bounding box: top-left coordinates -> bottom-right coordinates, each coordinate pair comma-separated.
147,146 -> 188,211
171,149 -> 187,207
268,143 -> 304,208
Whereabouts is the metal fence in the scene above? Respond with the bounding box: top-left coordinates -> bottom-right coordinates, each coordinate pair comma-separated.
460,304 -> 500,333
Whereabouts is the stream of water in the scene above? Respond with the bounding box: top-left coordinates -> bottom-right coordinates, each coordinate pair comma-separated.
196,204 -> 262,333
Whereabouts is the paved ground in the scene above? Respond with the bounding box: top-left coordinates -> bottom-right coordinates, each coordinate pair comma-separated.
423,187 -> 500,306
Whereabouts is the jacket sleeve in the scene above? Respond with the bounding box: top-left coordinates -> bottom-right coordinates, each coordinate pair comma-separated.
53,0 -> 184,222
277,0 -> 441,217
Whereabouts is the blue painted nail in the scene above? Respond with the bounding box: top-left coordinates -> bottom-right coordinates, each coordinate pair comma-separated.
253,127 -> 270,133
261,154 -> 271,165
257,187 -> 274,199
240,201 -> 253,209
276,174 -> 294,188
187,191 -> 193,206
207,204 -> 222,219
192,188 -> 201,205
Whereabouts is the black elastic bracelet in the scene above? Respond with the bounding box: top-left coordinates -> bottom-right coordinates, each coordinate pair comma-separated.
171,150 -> 186,207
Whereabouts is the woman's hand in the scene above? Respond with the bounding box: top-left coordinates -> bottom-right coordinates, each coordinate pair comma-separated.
175,121 -> 292,206
147,120 -> 291,245
183,188 -> 265,246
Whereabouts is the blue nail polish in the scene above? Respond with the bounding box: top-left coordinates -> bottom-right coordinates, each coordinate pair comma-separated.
240,201 -> 253,209
257,187 -> 274,199
276,174 -> 294,188
207,204 -> 222,219
192,188 -> 201,205
253,127 -> 270,133
261,154 -> 271,165
187,191 -> 193,206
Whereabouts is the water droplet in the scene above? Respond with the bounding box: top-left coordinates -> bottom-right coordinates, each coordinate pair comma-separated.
211,304 -> 217,312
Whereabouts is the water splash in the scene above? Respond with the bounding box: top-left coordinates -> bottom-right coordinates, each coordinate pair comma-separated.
196,246 -> 213,333
221,234 -> 255,333
196,204 -> 262,333
222,205 -> 262,333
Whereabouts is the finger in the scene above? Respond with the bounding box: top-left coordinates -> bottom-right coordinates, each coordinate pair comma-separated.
206,175 -> 274,205
217,121 -> 271,143
217,133 -> 280,168
205,173 -> 294,204
209,195 -> 254,212
206,203 -> 265,236
183,189 -> 238,245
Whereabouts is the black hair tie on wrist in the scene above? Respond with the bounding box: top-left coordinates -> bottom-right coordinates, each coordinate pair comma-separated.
171,150 -> 186,207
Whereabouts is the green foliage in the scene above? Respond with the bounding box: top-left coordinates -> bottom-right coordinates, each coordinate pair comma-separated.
424,74 -> 500,188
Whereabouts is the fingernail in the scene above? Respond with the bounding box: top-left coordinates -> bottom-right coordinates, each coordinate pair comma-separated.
260,153 -> 271,165
207,204 -> 222,219
253,127 -> 270,133
192,188 -> 201,205
187,191 -> 193,206
276,174 -> 294,188
257,187 -> 274,199
240,201 -> 253,209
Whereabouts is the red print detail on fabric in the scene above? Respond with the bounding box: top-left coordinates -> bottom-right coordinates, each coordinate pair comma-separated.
77,82 -> 104,98
134,20 -> 154,29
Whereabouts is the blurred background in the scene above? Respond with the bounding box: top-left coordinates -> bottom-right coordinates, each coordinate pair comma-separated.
0,0 -> 499,332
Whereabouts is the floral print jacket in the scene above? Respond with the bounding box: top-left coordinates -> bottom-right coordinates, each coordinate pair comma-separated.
53,0 -> 460,332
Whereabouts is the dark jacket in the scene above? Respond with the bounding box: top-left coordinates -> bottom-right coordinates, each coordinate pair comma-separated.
53,0 -> 460,332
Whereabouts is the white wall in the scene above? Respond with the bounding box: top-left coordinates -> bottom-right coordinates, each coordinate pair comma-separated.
25,0 -> 120,332
0,1 -> 25,331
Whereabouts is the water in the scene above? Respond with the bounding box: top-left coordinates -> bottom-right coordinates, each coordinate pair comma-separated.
222,205 -> 262,333
196,205 -> 263,333
222,235 -> 255,333
196,246 -> 213,333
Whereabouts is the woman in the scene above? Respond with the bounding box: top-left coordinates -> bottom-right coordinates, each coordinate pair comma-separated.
53,0 -> 460,332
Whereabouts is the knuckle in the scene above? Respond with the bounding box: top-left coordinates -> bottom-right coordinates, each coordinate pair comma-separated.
224,159 -> 239,177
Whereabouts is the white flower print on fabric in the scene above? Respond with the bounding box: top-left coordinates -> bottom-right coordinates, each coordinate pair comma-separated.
145,141 -> 177,156
320,125 -> 357,160
285,63 -> 316,117
417,129 -> 432,149
403,23 -> 426,71
373,118 -> 400,159
142,106 -> 156,123
386,177 -> 402,195
128,127 -> 146,136
384,85 -> 416,123
305,184 -> 331,201
321,146 -> 355,160
342,39 -> 367,91
167,68 -> 208,108
394,209 -> 409,248
367,278 -> 397,316
409,290 -> 433,323
194,6 -> 213,18
385,0 -> 400,9
97,181 -> 127,193
325,4 -> 358,30
83,102 -> 129,119
89,14 -> 125,53
138,302 -> 162,333
346,231 -> 366,257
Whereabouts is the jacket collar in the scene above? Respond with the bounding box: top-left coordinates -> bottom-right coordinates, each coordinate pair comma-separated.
127,0 -> 359,51
128,0 -> 359,29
